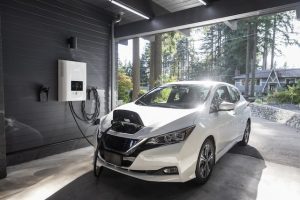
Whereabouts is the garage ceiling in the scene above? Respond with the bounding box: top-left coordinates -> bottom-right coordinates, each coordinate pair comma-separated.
81,0 -> 140,24
153,0 -> 206,12
81,0 -> 209,24
80,0 -> 300,39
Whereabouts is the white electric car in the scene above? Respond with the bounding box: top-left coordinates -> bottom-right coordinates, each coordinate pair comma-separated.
94,81 -> 251,184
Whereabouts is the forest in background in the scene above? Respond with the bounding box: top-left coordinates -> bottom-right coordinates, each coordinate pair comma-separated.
118,10 -> 300,102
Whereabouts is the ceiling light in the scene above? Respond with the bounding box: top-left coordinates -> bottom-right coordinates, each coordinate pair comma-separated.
198,0 -> 207,6
110,0 -> 150,20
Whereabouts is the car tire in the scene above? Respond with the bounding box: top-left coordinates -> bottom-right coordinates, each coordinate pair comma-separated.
194,138 -> 215,185
239,121 -> 251,146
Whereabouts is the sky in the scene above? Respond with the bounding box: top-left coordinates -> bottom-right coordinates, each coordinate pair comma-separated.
118,15 -> 300,69
118,38 -> 148,65
275,18 -> 300,68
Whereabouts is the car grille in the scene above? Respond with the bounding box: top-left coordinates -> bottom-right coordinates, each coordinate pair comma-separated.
101,133 -> 139,153
99,134 -> 140,167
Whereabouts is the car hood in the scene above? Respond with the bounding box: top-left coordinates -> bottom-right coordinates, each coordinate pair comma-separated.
101,102 -> 205,139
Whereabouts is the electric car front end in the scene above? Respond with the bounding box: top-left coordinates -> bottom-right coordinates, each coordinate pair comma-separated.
94,81 -> 251,184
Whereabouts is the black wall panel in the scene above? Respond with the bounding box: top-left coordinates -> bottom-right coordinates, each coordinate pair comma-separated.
0,15 -> 7,178
0,0 -> 112,165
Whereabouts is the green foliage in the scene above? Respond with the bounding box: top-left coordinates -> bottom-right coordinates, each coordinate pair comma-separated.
159,10 -> 299,84
118,59 -> 132,77
154,74 -> 177,87
268,81 -> 300,104
117,10 -> 299,98
255,99 -> 263,104
140,43 -> 151,87
139,90 -> 147,97
152,87 -> 172,103
118,69 -> 133,103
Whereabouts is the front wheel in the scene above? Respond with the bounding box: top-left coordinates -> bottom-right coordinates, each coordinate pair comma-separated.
194,138 -> 215,185
239,121 -> 251,146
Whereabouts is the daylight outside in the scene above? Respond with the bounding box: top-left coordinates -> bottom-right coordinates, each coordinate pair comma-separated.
118,10 -> 300,109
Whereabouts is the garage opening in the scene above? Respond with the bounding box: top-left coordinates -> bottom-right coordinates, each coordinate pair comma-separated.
117,9 -> 300,104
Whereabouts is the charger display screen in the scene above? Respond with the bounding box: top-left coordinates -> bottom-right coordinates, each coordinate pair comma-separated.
71,81 -> 83,91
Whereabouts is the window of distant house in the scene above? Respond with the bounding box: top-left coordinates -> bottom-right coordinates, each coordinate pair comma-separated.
286,78 -> 295,85
242,79 -> 254,86
256,79 -> 260,86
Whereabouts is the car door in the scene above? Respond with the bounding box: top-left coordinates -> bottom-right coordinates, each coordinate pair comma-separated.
227,86 -> 248,138
209,86 -> 236,153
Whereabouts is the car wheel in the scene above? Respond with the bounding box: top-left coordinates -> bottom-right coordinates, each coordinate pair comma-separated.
194,138 -> 215,185
93,144 -> 103,177
239,121 -> 251,146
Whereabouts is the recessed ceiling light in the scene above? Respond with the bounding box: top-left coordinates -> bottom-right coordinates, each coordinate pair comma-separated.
199,0 -> 207,6
110,0 -> 150,20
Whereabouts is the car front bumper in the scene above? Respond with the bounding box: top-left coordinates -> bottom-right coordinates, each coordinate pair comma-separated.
96,136 -> 200,182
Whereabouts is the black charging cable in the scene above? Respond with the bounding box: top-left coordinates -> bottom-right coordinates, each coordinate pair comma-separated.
82,87 -> 100,124
69,101 -> 95,147
68,87 -> 101,147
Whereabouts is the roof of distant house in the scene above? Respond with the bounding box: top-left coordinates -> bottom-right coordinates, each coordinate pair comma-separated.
234,68 -> 300,79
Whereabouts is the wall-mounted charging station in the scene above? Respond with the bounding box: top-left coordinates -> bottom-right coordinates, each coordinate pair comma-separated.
58,60 -> 86,102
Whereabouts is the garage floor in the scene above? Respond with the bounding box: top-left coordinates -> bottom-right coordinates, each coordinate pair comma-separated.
1,117 -> 300,200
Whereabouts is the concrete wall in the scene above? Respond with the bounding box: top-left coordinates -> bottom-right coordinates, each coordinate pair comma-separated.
250,103 -> 300,129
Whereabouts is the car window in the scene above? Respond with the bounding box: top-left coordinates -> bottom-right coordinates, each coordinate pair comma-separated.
228,86 -> 240,103
152,87 -> 172,103
136,84 -> 211,109
210,86 -> 231,113
233,88 -> 241,101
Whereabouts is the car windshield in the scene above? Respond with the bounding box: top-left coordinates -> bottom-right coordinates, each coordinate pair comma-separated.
135,84 -> 211,109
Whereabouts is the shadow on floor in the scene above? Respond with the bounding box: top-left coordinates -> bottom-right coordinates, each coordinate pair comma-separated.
47,146 -> 266,200
229,144 -> 264,160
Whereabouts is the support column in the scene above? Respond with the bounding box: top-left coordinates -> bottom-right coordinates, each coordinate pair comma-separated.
110,22 -> 118,111
132,38 -> 140,100
0,15 -> 7,179
149,41 -> 155,89
149,34 -> 162,89
154,34 -> 162,83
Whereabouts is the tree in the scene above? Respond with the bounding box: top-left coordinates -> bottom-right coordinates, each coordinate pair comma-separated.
257,11 -> 300,69
245,22 -> 251,97
140,43 -> 151,87
118,69 -> 133,103
162,32 -> 183,79
118,59 -> 132,77
250,21 -> 258,97
156,10 -> 299,95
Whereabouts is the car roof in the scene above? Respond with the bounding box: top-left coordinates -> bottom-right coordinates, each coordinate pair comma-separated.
162,81 -> 233,87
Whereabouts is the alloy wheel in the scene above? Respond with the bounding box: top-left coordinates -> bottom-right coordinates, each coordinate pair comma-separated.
199,142 -> 215,179
244,123 -> 250,144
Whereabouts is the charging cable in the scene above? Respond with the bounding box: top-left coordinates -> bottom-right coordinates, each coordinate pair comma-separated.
68,87 -> 101,147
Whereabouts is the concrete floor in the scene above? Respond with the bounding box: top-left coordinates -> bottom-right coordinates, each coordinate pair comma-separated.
1,117 -> 300,200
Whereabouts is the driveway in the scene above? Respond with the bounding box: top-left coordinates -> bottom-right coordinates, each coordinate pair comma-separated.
230,117 -> 300,168
1,117 -> 300,200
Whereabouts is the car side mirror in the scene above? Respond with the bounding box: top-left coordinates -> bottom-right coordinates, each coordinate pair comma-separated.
218,102 -> 235,111
246,96 -> 256,103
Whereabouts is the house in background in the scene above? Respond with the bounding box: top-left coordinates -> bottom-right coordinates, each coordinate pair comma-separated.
234,68 -> 300,96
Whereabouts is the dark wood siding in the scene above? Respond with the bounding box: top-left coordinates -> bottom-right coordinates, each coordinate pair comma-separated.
0,0 -> 112,165
0,15 -> 7,178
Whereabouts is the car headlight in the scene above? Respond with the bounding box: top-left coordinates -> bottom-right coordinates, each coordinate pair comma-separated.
145,126 -> 195,145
